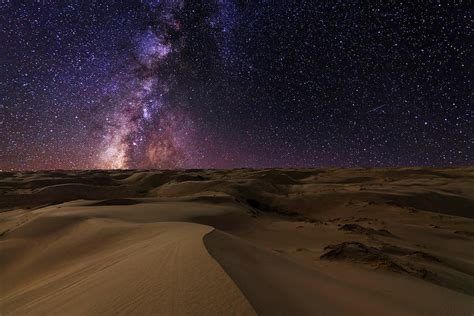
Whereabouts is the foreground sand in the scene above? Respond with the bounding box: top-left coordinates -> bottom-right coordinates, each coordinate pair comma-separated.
0,167 -> 473,315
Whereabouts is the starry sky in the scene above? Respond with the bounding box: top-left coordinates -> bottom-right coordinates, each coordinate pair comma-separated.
0,1 -> 472,170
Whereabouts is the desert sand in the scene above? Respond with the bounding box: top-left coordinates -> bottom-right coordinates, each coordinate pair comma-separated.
0,167 -> 473,315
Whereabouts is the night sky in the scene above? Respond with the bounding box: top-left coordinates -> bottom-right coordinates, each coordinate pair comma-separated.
0,1 -> 472,170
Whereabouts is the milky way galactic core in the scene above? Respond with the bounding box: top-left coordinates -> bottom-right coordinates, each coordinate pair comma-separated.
0,1 -> 472,170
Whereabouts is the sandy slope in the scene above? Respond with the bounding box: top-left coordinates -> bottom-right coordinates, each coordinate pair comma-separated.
0,167 -> 473,315
0,217 -> 254,315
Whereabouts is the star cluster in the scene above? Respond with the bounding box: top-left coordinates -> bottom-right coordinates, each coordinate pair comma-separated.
0,1 -> 472,170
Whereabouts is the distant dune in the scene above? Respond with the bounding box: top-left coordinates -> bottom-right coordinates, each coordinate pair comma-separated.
1,167 -> 473,315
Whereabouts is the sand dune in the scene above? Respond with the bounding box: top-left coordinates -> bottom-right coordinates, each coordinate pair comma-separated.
1,218 -> 254,315
0,167 -> 473,315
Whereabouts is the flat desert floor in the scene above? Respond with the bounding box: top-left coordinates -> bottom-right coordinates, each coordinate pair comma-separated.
0,167 -> 473,315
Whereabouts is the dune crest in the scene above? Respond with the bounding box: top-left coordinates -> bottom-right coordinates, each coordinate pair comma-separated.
1,218 -> 254,315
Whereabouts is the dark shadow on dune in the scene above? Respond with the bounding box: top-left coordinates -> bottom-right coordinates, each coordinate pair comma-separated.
202,229 -> 387,315
383,169 -> 467,179
193,213 -> 252,232
382,192 -> 474,219
89,199 -> 142,206
203,229 -> 323,315
245,198 -> 300,217
339,223 -> 397,238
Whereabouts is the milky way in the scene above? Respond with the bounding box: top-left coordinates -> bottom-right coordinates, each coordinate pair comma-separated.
97,0 -> 197,169
0,1 -> 472,170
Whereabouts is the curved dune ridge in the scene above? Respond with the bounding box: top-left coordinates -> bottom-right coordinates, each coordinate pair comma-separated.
0,213 -> 255,315
0,167 -> 474,315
